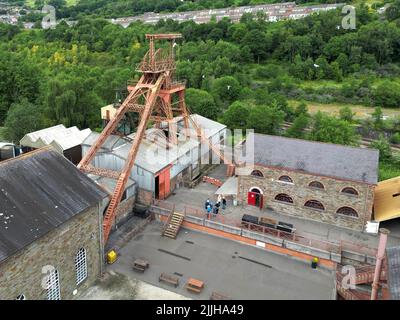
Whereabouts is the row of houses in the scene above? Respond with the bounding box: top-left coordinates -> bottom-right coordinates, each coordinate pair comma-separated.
111,2 -> 344,27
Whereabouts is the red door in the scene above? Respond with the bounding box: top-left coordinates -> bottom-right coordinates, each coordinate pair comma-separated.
158,171 -> 165,200
156,167 -> 171,200
248,192 -> 256,206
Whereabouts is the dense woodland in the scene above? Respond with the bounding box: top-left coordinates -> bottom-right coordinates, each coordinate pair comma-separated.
1,1 -> 400,179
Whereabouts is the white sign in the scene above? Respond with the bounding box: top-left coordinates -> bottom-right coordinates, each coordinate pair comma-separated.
365,221 -> 380,234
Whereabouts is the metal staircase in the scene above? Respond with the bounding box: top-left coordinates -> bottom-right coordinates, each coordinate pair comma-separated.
163,212 -> 185,239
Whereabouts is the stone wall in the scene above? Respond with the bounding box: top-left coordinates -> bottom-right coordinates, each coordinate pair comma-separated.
0,204 -> 103,300
237,165 -> 375,231
136,187 -> 153,206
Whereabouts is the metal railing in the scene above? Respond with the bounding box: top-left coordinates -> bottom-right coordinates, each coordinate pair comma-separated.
153,200 -> 343,253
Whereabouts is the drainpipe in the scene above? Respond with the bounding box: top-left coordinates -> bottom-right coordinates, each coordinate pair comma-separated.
371,228 -> 390,300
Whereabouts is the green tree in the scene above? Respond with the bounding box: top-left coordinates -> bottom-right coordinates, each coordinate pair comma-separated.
247,105 -> 285,135
309,112 -> 360,146
294,101 -> 308,118
185,88 -> 219,120
370,135 -> 392,162
372,107 -> 384,131
211,76 -> 241,108
339,106 -> 355,123
4,99 -> 46,142
286,113 -> 310,139
374,81 -> 400,108
386,0 -> 400,21
221,101 -> 250,129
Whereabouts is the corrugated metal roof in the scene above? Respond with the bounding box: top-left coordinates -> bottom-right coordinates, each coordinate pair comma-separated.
0,142 -> 15,148
82,114 -> 226,174
239,133 -> 379,184
20,125 -> 92,152
0,148 -> 107,263
387,246 -> 400,300
374,176 -> 400,222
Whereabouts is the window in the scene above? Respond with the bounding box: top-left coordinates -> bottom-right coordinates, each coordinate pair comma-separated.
337,207 -> 358,218
75,248 -> 88,286
278,175 -> 293,183
304,200 -> 325,211
275,193 -> 294,204
47,269 -> 61,300
309,181 -> 324,189
251,170 -> 264,178
341,187 -> 358,196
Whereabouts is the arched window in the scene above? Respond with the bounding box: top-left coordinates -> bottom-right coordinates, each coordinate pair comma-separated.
341,187 -> 358,196
309,181 -> 324,189
275,193 -> 294,204
46,269 -> 61,300
278,175 -> 293,183
251,170 -> 264,177
337,207 -> 359,218
75,248 -> 88,286
304,200 -> 325,211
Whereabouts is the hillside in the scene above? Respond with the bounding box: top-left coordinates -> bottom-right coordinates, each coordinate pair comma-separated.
0,1 -> 399,179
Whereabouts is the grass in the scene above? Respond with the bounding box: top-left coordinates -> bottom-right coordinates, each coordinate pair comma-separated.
288,100 -> 400,120
379,160 -> 400,181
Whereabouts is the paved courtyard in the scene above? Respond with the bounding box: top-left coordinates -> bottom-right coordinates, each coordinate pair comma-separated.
104,221 -> 335,300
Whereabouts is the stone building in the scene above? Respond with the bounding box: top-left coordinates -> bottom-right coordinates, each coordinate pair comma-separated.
0,148 -> 107,300
236,133 -> 379,231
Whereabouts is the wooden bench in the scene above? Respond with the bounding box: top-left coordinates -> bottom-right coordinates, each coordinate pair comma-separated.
210,291 -> 232,300
186,278 -> 204,293
159,273 -> 179,288
132,258 -> 149,273
259,217 -> 277,228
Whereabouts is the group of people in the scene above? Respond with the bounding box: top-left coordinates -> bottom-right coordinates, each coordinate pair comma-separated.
204,195 -> 227,218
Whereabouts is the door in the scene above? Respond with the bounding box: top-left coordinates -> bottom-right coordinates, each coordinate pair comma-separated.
247,192 -> 256,206
155,167 -> 171,200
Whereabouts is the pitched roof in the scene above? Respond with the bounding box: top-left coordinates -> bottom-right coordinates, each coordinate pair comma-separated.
387,246 -> 400,300
20,125 -> 92,153
82,114 -> 226,174
0,148 -> 107,263
241,133 -> 379,184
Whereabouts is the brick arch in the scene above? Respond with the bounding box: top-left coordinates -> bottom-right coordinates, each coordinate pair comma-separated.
249,186 -> 263,194
341,187 -> 359,196
274,193 -> 294,204
278,175 -> 293,183
336,206 -> 359,218
309,181 -> 325,189
304,199 -> 325,211
251,170 -> 264,177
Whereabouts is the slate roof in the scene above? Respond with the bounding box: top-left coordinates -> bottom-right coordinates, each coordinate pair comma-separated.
387,246 -> 400,300
0,148 -> 107,263
240,133 -> 379,184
